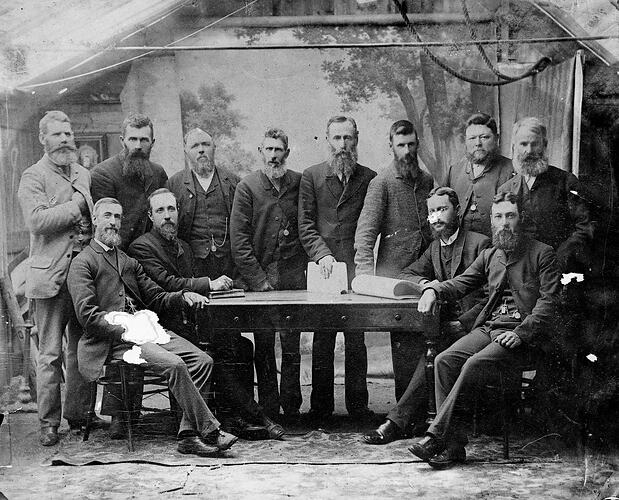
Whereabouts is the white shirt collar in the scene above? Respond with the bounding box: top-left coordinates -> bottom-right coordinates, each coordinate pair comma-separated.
336,172 -> 350,184
95,238 -> 112,252
524,174 -> 536,188
440,228 -> 460,247
196,170 -> 215,192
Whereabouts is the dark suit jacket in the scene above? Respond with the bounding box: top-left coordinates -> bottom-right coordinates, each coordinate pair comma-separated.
166,165 -> 239,245
298,161 -> 377,286
231,170 -> 307,290
426,236 -> 560,347
399,229 -> 491,331
67,240 -> 184,381
90,155 -> 168,250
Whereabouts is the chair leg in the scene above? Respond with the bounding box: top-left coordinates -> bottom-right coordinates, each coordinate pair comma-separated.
119,365 -> 135,452
500,371 -> 510,460
83,381 -> 98,442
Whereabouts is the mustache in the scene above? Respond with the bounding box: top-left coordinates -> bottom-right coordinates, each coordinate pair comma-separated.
50,144 -> 77,153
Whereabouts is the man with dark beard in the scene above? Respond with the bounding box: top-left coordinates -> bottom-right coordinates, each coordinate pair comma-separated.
354,120 -> 434,400
91,113 -> 168,250
409,191 -> 560,468
298,116 -> 377,421
18,111 -> 94,445
67,197 -> 238,456
364,187 -> 490,445
167,128 -> 239,282
443,113 -> 514,238
231,128 -> 307,421
498,117 -> 592,272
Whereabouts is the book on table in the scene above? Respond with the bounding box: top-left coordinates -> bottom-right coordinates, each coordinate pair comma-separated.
207,288 -> 246,299
351,275 -> 423,299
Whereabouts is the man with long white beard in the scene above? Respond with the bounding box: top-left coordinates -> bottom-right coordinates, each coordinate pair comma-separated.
409,191 -> 560,469
231,128 -> 307,421
91,113 -> 168,250
18,111 -> 94,445
354,120 -> 434,400
498,117 -> 592,272
298,116 -> 377,422
167,128 -> 239,283
67,197 -> 238,456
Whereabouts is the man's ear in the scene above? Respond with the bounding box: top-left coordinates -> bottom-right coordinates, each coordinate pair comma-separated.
39,132 -> 45,147
283,148 -> 290,160
148,210 -> 154,223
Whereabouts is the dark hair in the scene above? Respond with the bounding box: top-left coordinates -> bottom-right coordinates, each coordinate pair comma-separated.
39,110 -> 71,135
465,113 -> 498,136
263,127 -> 289,150
121,113 -> 154,139
326,116 -> 358,137
492,191 -> 520,210
147,188 -> 176,213
93,197 -> 122,217
389,119 -> 417,143
428,186 -> 460,210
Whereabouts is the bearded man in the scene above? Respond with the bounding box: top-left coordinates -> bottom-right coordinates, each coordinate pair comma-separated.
409,191 -> 560,469
443,113 -> 514,238
167,128 -> 239,281
90,113 -> 168,250
231,128 -> 307,421
18,111 -> 94,445
498,117 -> 592,272
354,120 -> 434,400
298,115 -> 377,421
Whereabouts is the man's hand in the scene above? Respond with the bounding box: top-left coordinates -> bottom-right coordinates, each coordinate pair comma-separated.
210,275 -> 233,291
418,288 -> 438,315
71,191 -> 88,213
494,331 -> 522,349
183,292 -> 209,308
254,280 -> 274,292
318,255 -> 337,279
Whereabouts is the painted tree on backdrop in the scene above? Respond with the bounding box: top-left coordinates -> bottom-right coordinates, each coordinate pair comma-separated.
180,82 -> 254,177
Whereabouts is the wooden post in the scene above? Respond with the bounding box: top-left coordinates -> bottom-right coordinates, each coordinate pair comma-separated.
0,124 -> 11,389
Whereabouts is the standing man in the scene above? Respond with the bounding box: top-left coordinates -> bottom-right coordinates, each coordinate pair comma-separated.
364,187 -> 490,444
231,128 -> 307,420
498,117 -> 592,272
167,128 -> 239,282
409,192 -> 560,468
354,119 -> 434,400
18,111 -> 93,445
298,115 -> 377,421
68,197 -> 238,457
90,113 -> 168,250
443,113 -> 514,238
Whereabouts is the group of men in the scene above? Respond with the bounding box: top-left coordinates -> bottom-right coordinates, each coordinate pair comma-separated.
18,107 -> 590,466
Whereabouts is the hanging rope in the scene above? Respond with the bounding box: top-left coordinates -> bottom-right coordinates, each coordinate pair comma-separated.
391,0 -> 552,87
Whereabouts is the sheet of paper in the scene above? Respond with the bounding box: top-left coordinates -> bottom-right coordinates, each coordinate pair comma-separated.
306,262 -> 348,294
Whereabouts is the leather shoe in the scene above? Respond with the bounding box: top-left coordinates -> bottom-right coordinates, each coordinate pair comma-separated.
363,419 -> 400,445
177,436 -> 219,457
40,427 -> 59,446
202,429 -> 238,450
68,416 -> 106,432
109,415 -> 126,440
428,447 -> 467,469
262,417 -> 285,440
408,435 -> 446,462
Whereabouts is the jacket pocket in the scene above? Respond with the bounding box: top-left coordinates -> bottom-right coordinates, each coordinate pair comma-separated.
29,256 -> 53,269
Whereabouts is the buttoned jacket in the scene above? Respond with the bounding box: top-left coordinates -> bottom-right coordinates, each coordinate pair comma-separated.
18,155 -> 94,299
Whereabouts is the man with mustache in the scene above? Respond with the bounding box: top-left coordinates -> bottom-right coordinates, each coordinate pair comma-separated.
18,111 -> 94,445
128,188 -> 284,438
91,113 -> 168,250
298,116 -> 377,422
443,113 -> 514,238
364,187 -> 490,445
231,128 -> 307,421
354,120 -> 434,400
167,128 -> 238,283
67,197 -> 238,456
409,191 -> 560,468
498,117 -> 592,272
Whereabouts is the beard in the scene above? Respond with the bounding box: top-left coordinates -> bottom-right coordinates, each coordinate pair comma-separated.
46,143 -> 78,166
193,155 -> 215,177
263,159 -> 287,180
328,145 -> 358,179
466,147 -> 497,166
431,217 -> 459,241
96,226 -> 122,248
492,227 -> 521,253
120,147 -> 150,181
394,153 -> 420,179
515,152 -> 548,177
156,221 -> 177,241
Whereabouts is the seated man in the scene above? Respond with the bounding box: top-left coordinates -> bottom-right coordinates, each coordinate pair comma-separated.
409,192 -> 560,468
128,188 -> 284,439
364,187 -> 490,444
67,197 -> 238,457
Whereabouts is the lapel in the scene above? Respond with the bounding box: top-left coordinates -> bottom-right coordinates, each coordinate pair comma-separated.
450,230 -> 465,278
69,164 -> 94,215
430,240 -> 445,282
277,171 -> 291,198
143,162 -> 155,193
216,167 -> 234,214
151,231 -> 181,275
183,168 -> 197,197
92,240 -> 120,275
324,164 -> 343,202
339,165 -> 363,206
206,171 -> 220,196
